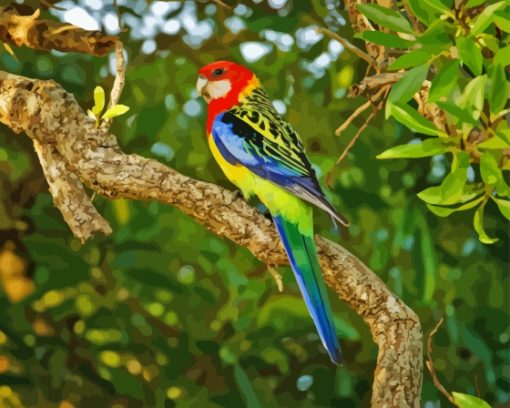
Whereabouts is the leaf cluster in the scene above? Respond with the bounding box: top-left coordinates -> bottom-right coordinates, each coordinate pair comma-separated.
358,0 -> 510,244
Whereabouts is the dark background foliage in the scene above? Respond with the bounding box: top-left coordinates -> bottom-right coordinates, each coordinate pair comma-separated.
0,1 -> 508,407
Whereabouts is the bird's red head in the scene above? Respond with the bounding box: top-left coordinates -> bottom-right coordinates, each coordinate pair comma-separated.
197,61 -> 256,113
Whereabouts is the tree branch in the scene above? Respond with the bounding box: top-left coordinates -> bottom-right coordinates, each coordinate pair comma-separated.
32,140 -> 112,241
0,70 -> 422,408
0,6 -> 116,56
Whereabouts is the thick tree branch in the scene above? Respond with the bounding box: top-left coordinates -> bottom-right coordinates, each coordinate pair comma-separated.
32,140 -> 112,241
0,70 -> 422,408
0,6 -> 116,56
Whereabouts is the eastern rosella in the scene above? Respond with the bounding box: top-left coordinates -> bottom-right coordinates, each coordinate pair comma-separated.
196,61 -> 349,364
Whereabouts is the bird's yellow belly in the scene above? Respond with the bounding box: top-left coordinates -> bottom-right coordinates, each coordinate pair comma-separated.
208,135 -> 312,231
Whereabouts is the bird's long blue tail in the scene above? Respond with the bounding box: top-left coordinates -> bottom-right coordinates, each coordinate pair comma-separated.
273,215 -> 342,364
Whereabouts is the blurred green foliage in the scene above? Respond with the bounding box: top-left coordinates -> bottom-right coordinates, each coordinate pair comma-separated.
0,1 -> 508,407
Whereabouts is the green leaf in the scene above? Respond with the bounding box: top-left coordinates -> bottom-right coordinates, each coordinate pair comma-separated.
92,86 -> 105,116
418,152 -> 479,205
480,153 -> 499,185
492,197 -> 510,221
456,36 -> 483,76
494,11 -> 510,33
473,202 -> 498,244
459,75 -> 487,121
422,0 -> 451,14
488,64 -> 508,114
405,0 -> 435,25
428,60 -> 460,102
388,50 -> 431,70
427,195 -> 483,217
494,45 -> 510,67
389,63 -> 429,103
496,128 -> 510,145
470,1 -> 507,36
436,101 -> 479,127
465,0 -> 485,7
356,4 -> 414,34
452,392 -> 492,408
478,133 -> 510,150
479,152 -> 510,197
102,104 -> 130,119
355,31 -> 415,48
418,20 -> 454,49
387,102 -> 445,136
377,138 -> 450,159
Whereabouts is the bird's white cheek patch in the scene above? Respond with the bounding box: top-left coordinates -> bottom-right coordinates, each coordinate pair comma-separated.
207,79 -> 232,99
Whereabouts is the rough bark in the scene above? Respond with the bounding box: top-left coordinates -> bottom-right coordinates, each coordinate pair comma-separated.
0,70 -> 422,407
0,6 -> 116,56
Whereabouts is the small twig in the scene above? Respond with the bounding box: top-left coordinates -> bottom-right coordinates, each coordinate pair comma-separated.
326,86 -> 388,186
100,40 -> 126,130
474,374 -> 481,397
268,266 -> 283,292
335,99 -> 372,136
402,0 -> 424,33
211,0 -> 232,9
426,317 -> 455,405
327,107 -> 380,186
348,72 -> 404,98
2,42 -> 18,61
317,28 -> 377,69
40,0 -> 66,10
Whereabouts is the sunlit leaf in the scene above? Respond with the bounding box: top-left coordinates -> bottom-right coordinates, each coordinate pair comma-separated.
406,0 -> 435,25
474,202 -> 498,244
418,20 -> 454,49
436,101 -> 478,127
386,102 -> 445,136
377,138 -> 450,159
456,36 -> 483,76
488,64 -> 508,114
496,128 -> 510,145
418,152 -> 479,205
388,50 -> 431,70
452,392 -> 492,408
494,45 -> 510,66
87,109 -> 96,120
479,152 -> 510,197
494,11 -> 510,33
422,0 -> 451,14
92,86 -> 105,116
470,1 -> 507,36
356,4 -> 414,34
477,134 -> 510,150
465,0 -> 485,7
428,60 -> 460,102
389,63 -> 429,103
480,153 -> 500,186
459,75 -> 487,121
355,31 -> 415,48
102,104 -> 130,120
492,197 -> 510,221
427,195 -> 483,217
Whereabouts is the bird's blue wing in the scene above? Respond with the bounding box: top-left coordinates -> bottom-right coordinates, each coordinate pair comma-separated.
211,110 -> 349,226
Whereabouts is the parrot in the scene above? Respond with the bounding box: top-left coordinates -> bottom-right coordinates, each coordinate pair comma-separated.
196,61 -> 349,364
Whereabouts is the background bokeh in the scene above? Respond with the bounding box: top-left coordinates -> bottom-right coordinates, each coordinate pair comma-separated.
0,1 -> 508,407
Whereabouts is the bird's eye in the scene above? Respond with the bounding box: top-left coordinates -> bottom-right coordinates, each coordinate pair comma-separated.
213,68 -> 224,77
